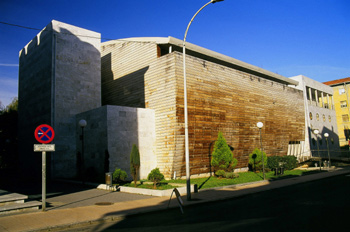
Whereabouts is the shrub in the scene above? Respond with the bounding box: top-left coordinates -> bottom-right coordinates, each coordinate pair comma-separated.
267,156 -> 283,170
267,155 -> 298,171
225,172 -> 239,179
147,168 -> 164,189
211,131 -> 238,172
215,170 -> 226,178
112,168 -> 128,183
282,156 -> 298,170
248,148 -> 267,172
130,144 -> 140,187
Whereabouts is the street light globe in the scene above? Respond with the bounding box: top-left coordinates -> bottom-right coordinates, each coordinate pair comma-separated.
324,133 -> 329,138
79,119 -> 87,128
257,122 -> 263,128
313,129 -> 319,135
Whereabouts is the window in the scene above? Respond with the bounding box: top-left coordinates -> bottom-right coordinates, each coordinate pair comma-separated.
339,88 -> 346,95
341,101 -> 347,108
316,113 -> 320,121
309,112 -> 313,120
323,114 -> 326,122
342,114 -> 349,122
329,115 -> 331,122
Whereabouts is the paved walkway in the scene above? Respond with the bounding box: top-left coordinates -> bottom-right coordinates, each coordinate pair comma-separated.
0,167 -> 349,232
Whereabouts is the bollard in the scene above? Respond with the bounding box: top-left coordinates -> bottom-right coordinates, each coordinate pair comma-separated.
105,172 -> 112,190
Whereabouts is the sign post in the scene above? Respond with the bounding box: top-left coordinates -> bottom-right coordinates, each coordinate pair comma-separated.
34,124 -> 55,212
42,151 -> 46,211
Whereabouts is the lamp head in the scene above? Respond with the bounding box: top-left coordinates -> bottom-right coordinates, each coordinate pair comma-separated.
257,122 -> 263,128
324,133 -> 329,138
79,119 -> 87,128
313,129 -> 319,135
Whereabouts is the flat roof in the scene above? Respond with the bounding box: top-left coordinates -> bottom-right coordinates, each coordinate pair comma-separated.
323,77 -> 350,86
103,36 -> 298,86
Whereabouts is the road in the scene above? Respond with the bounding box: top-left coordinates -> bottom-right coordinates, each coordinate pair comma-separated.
66,173 -> 350,232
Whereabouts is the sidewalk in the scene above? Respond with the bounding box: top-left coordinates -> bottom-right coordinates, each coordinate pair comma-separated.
0,167 -> 349,232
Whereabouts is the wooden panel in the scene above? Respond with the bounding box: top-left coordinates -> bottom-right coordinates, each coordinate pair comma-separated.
172,52 -> 305,177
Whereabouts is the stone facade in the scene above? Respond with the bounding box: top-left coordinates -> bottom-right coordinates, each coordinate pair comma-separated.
75,105 -> 156,180
18,20 -> 101,179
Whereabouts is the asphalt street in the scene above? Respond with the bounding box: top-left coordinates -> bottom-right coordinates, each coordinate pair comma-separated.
72,173 -> 350,232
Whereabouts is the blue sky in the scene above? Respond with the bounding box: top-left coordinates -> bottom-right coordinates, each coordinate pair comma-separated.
0,0 -> 349,107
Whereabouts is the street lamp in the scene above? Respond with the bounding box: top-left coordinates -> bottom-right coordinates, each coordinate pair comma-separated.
79,119 -> 87,185
324,132 -> 331,170
257,122 -> 265,180
313,129 -> 321,171
183,0 -> 224,201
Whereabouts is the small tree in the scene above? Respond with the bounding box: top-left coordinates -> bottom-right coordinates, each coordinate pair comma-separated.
130,144 -> 140,187
147,168 -> 164,189
113,168 -> 128,183
249,148 -> 267,172
211,131 -> 237,173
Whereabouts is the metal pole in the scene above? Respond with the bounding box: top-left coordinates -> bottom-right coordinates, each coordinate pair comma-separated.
326,138 -> 331,170
183,0 -> 219,201
259,128 -> 265,180
82,127 -> 85,185
42,151 -> 46,211
316,136 -> 321,171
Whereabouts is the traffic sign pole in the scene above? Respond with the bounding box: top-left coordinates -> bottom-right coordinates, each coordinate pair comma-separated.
34,124 -> 55,212
42,150 -> 46,211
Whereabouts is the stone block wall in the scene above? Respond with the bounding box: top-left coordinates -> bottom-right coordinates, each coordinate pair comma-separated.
52,20 -> 101,178
18,20 -> 101,179
107,105 -> 156,179
75,107 -> 108,181
18,24 -> 53,179
76,105 -> 156,181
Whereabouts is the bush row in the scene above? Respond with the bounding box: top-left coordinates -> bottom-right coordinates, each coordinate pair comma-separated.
112,167 -> 165,189
267,155 -> 298,170
247,147 -> 298,172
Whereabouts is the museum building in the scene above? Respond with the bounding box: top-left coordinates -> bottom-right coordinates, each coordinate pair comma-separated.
18,20 -> 311,180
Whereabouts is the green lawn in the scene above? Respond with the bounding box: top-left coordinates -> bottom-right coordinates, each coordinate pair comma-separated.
123,182 -> 176,190
165,169 -> 323,190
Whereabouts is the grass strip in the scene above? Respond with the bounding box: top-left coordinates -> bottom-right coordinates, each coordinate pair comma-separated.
166,169 -> 324,189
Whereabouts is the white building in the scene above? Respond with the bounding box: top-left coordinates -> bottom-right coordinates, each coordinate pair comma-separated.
289,75 -> 340,161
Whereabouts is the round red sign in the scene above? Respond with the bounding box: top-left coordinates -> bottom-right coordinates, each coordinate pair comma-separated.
34,124 -> 55,144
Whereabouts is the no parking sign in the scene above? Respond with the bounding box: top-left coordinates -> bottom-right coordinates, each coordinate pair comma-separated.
34,124 -> 55,144
33,124 -> 55,212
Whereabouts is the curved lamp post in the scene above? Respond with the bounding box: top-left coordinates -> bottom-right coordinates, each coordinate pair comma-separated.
324,132 -> 331,170
313,129 -> 321,171
257,122 -> 265,180
183,0 -> 224,201
79,119 -> 87,185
